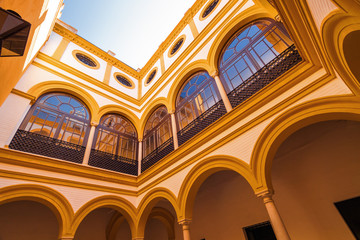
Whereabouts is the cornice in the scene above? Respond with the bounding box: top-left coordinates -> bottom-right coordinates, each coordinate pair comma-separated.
53,23 -> 140,79
35,53 -> 141,112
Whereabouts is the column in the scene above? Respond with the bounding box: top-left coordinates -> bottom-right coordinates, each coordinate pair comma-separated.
138,139 -> 143,175
170,112 -> 179,149
258,191 -> 291,240
211,71 -> 233,113
59,237 -> 73,240
132,238 -> 144,240
82,122 -> 98,165
179,219 -> 191,240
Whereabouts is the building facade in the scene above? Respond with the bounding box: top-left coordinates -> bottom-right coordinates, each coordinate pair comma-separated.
0,0 -> 360,239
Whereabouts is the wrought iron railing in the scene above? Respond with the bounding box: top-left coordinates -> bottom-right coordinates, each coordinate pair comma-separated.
141,137 -> 174,172
89,149 -> 138,176
227,44 -> 302,108
177,100 -> 227,146
9,129 -> 85,164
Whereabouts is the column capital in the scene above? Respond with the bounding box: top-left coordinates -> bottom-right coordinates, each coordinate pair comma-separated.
210,70 -> 219,78
138,138 -> 143,142
90,122 -> 99,127
59,237 -> 74,240
178,218 -> 192,226
132,238 -> 144,240
256,189 -> 274,203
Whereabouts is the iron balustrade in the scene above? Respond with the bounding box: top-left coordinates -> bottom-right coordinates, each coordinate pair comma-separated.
177,100 -> 227,146
227,44 -> 302,108
141,137 -> 174,172
89,149 -> 138,176
9,129 -> 85,164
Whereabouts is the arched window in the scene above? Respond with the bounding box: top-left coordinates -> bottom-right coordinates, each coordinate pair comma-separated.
219,19 -> 293,92
176,71 -> 220,130
143,106 -> 172,157
22,93 -> 90,145
93,114 -> 137,160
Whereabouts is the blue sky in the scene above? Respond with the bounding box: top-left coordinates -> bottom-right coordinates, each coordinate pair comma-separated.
60,0 -> 197,69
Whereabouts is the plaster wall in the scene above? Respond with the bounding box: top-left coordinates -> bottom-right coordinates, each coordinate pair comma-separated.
306,0 -> 338,30
0,94 -> 31,147
109,65 -> 138,99
60,42 -> 107,81
40,32 -> 64,56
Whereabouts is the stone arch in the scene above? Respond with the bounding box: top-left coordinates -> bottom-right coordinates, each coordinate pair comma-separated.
0,184 -> 74,239
139,98 -> 171,139
27,81 -> 99,122
168,60 -> 212,112
97,104 -> 141,135
321,0 -> 360,95
71,195 -> 137,238
251,96 -> 360,193
136,187 -> 180,239
207,9 -> 274,73
177,155 -> 258,220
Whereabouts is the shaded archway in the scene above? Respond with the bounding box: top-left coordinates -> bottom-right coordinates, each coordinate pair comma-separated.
71,195 -> 137,238
270,119 -> 360,239
251,96 -> 360,192
136,188 -> 180,239
178,156 -> 268,239
0,184 -> 74,238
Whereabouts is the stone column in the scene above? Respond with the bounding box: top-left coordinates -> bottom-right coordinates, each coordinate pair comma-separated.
179,219 -> 192,240
138,139 -> 143,175
258,191 -> 291,240
211,71 -> 233,113
170,112 -> 179,149
82,122 -> 98,165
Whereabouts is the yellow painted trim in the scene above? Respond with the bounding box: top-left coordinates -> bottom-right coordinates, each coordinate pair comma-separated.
0,148 -> 137,188
160,54 -> 165,74
168,34 -> 187,58
52,37 -> 70,61
103,62 -> 113,85
136,187 -> 180,238
177,155 -> 258,219
0,184 -> 74,238
144,67 -> 158,87
71,195 -> 137,237
199,0 -> 222,21
188,18 -> 199,38
27,80 -> 99,122
72,50 -> 100,70
113,72 -> 135,89
32,57 -> 140,113
97,105 -> 141,135
11,88 -> 36,103
251,96 -> 360,193
138,98 -> 170,139
137,66 -> 331,192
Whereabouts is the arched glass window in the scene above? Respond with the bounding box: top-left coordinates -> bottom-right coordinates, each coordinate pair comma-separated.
94,114 -> 137,160
219,19 -> 293,92
22,93 -> 90,145
143,106 -> 172,157
176,71 -> 220,130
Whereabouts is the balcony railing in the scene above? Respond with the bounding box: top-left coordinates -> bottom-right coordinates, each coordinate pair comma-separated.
177,100 -> 227,146
228,44 -> 302,108
141,137 -> 174,172
9,129 -> 85,164
89,149 -> 138,176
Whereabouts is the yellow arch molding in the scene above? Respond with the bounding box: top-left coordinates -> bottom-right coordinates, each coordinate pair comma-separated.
149,207 -> 175,240
27,81 -> 100,122
136,187 -> 180,239
0,184 -> 74,239
71,195 -> 137,238
139,98 -> 170,139
321,5 -> 360,95
207,8 -> 274,73
177,155 -> 258,220
106,213 -> 126,240
168,60 -> 212,112
97,104 -> 141,136
251,96 -> 360,194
